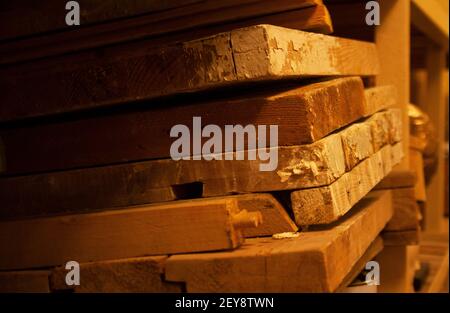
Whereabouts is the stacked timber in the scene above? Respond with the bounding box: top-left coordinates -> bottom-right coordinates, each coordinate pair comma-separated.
0,1 -> 404,292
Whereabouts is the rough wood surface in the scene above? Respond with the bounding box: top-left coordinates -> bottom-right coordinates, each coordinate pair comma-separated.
336,236 -> 384,292
0,134 -> 345,220
291,144 -> 401,225
384,188 -> 421,232
0,198 -> 258,270
164,191 -> 393,292
409,148 -> 427,202
375,170 -> 417,189
0,270 -> 50,293
0,77 -> 366,175
0,0 -> 321,41
363,86 -> 397,117
0,2 -> 331,65
50,256 -> 182,293
0,24 -> 379,122
382,229 -> 420,246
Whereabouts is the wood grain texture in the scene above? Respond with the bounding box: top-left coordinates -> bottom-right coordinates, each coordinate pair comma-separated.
0,77 -> 366,175
0,2 -> 331,65
164,190 -> 393,292
0,270 -> 50,293
384,188 -> 421,232
0,134 -> 345,220
375,170 -> 417,189
0,24 -> 379,122
290,143 -> 402,226
0,198 -> 255,270
0,0 -> 321,41
363,85 -> 397,117
50,256 -> 182,293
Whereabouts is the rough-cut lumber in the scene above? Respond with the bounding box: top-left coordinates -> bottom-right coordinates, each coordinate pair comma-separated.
0,3 -> 331,66
291,144 -> 401,225
0,0 -> 321,41
50,256 -> 182,293
384,188 -> 421,232
382,229 -> 420,246
0,134 -> 346,220
164,191 -> 393,292
231,194 -> 298,238
0,198 -> 261,270
0,24 -> 379,122
363,86 -> 397,117
0,270 -> 50,293
336,236 -> 384,292
375,170 -> 417,189
410,148 -> 427,201
0,77 -> 367,175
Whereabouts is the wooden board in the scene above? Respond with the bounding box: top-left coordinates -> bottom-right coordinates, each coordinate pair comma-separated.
0,77 -> 367,175
0,0 -> 321,41
336,236 -> 384,292
363,86 -> 397,117
50,256 -> 182,293
0,24 -> 379,122
384,188 -> 421,232
0,3 -> 332,65
382,229 -> 420,246
291,143 -> 401,226
375,170 -> 417,189
0,133 -> 346,220
0,270 -> 50,293
410,148 -> 427,202
164,190 -> 393,292
0,197 -> 262,270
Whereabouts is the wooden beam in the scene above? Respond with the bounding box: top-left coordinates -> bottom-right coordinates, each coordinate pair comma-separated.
384,188 -> 421,232
164,191 -> 393,292
382,230 -> 420,246
410,148 -> 427,202
375,170 -> 417,189
50,256 -> 182,293
375,0 -> 410,168
0,3 -> 332,65
0,198 -> 261,270
363,86 -> 397,117
0,77 -> 367,175
0,24 -> 379,122
291,143 -> 402,226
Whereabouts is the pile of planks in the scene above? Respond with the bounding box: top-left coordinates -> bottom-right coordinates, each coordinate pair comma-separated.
0,0 -> 406,292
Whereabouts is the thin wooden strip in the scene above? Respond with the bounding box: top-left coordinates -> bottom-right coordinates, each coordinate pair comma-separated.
0,24 -> 379,122
50,256 -> 182,293
290,143 -> 401,226
0,77 -> 366,175
164,190 -> 393,292
0,198 -> 260,270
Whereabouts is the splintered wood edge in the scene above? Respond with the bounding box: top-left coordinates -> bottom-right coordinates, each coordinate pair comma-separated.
163,190 -> 393,292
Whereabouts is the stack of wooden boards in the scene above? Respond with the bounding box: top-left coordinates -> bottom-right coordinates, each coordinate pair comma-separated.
0,1 -> 406,292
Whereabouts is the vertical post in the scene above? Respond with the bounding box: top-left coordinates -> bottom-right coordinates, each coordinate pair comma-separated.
424,43 -> 446,232
375,0 -> 410,168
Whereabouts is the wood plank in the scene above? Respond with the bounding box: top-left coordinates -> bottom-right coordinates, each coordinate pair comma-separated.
382,229 -> 420,246
363,86 -> 397,117
0,3 -> 332,66
375,170 -> 417,189
0,0 -> 321,41
164,190 -> 393,292
410,148 -> 427,202
336,236 -> 384,292
384,188 -> 421,232
290,144 -> 400,226
50,256 -> 182,293
0,77 -> 367,175
0,198 -> 261,270
0,133 -> 346,220
232,194 -> 298,238
375,0 -> 410,169
0,270 -> 50,293
0,24 -> 379,122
